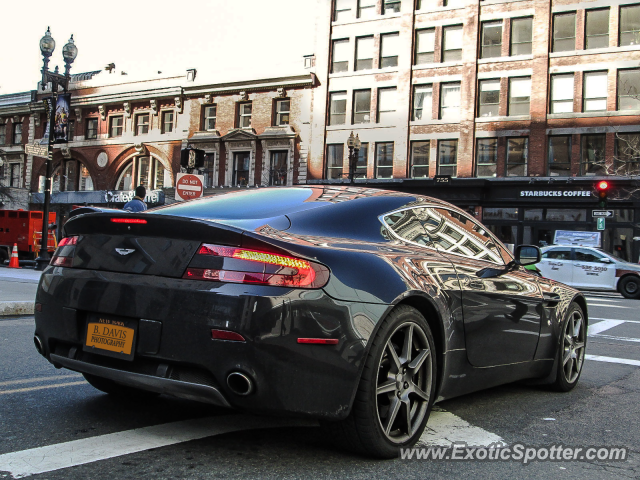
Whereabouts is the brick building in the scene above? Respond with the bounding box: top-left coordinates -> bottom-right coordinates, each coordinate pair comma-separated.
308,0 -> 640,261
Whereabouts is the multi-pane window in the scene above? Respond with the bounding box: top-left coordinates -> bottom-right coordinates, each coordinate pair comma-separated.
548,135 -> 572,176
332,39 -> 350,73
380,33 -> 400,68
378,87 -> 397,123
109,116 -> 123,137
10,164 -> 20,187
510,17 -> 533,55
275,99 -> 290,126
12,123 -> 22,144
506,137 -> 528,176
0,124 -> 6,144
238,103 -> 252,128
204,105 -> 217,130
550,74 -> 574,113
481,21 -> 503,58
68,120 -> 75,140
135,114 -> 150,135
412,85 -> 432,121
115,156 -> 169,191
615,133 -> 640,175
438,139 -> 458,177
585,9 -> 610,49
162,111 -> 174,133
476,138 -> 498,177
358,0 -> 376,18
202,153 -> 216,187
86,118 -> 98,140
415,29 -> 435,64
442,25 -> 463,62
329,92 -> 347,125
353,89 -> 371,123
478,79 -> 500,117
440,82 -> 461,120
618,69 -> 640,110
356,142 -> 368,178
355,36 -> 374,71
382,0 -> 401,15
334,0 -> 352,21
583,71 -> 607,111
269,151 -> 288,185
508,77 -> 531,115
553,12 -> 576,52
620,4 -> 640,46
326,144 -> 344,179
79,164 -> 93,191
581,134 -> 606,175
375,142 -> 394,178
410,141 -> 430,178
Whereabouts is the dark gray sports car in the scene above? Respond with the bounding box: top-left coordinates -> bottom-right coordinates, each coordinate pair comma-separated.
34,186 -> 587,458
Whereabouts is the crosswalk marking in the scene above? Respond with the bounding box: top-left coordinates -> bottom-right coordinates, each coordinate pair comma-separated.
588,319 -> 625,335
0,381 -> 87,396
585,354 -> 640,367
0,374 -> 82,388
0,409 -> 503,478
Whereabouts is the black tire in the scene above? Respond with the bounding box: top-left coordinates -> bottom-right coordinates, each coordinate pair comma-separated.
321,305 -> 437,459
82,373 -> 160,399
551,303 -> 586,392
618,276 -> 640,299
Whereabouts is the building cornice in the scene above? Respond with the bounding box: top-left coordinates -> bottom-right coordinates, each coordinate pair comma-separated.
183,74 -> 316,96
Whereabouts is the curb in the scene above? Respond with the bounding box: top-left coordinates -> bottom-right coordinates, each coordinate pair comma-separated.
0,302 -> 34,316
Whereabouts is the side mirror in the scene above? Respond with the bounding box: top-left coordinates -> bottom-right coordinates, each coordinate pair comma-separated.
599,257 -> 612,264
515,245 -> 541,266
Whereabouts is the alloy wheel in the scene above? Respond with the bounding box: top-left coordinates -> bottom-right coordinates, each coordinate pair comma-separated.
375,322 -> 432,444
562,309 -> 586,384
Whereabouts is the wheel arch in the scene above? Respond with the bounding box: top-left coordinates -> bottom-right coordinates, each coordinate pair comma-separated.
572,294 -> 589,328
617,273 -> 640,295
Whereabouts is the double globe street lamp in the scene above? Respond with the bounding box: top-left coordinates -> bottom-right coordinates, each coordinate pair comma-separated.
35,28 -> 78,270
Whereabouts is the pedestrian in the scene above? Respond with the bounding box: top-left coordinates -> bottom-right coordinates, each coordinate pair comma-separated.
123,185 -> 147,212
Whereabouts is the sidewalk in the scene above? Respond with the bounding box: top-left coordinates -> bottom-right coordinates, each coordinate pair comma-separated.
0,267 -> 41,316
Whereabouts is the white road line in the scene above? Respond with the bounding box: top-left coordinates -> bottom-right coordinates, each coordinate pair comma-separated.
418,408 -> 505,447
0,409 -> 503,477
0,319 -> 33,327
589,334 -> 640,344
587,304 -> 634,308
590,318 -> 640,324
0,381 -> 87,396
0,374 -> 82,387
586,354 -> 640,367
588,319 -> 625,335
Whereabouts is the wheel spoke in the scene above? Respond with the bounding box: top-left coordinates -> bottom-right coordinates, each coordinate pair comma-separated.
377,379 -> 397,396
384,397 -> 401,435
565,357 -> 574,379
401,324 -> 414,363
412,385 -> 430,401
573,317 -> 582,338
408,348 -> 430,371
387,342 -> 402,371
404,399 -> 413,437
563,349 -> 572,366
573,341 -> 585,351
564,334 -> 573,346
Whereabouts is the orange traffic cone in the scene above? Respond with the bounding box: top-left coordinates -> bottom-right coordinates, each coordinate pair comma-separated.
8,243 -> 20,269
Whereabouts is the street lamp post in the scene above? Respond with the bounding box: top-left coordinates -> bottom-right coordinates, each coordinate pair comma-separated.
347,131 -> 361,185
35,28 -> 77,270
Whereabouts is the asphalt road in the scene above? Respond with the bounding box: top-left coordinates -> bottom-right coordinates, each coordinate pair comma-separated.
1,291 -> 639,479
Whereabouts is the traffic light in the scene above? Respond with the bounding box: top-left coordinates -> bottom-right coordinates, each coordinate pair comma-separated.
595,180 -> 609,208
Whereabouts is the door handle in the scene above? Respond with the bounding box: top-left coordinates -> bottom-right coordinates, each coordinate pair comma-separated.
543,292 -> 561,307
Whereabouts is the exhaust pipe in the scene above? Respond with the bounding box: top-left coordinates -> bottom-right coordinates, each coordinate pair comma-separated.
226,372 -> 254,396
34,336 -> 44,356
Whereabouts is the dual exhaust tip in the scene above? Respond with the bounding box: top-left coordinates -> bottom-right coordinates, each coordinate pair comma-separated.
34,336 -> 44,356
226,371 -> 254,396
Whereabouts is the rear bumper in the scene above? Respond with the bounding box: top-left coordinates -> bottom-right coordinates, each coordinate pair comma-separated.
35,266 -> 388,419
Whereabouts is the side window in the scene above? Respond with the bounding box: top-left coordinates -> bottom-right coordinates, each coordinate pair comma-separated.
542,248 -> 571,260
432,208 -> 504,264
574,248 -> 605,262
383,208 -> 434,246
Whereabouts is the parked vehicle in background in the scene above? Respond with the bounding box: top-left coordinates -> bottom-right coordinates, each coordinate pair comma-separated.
537,245 -> 640,299
0,210 -> 57,264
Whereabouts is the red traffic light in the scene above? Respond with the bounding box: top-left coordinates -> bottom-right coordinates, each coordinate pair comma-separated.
596,181 -> 609,191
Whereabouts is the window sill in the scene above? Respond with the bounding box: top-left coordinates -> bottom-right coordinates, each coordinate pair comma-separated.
331,12 -> 401,27
410,119 -> 460,125
412,62 -> 463,70
416,5 -> 466,14
475,115 -> 531,122
327,123 -> 399,131
550,44 -> 640,58
330,67 -> 399,78
477,54 -> 533,64
548,110 -> 640,119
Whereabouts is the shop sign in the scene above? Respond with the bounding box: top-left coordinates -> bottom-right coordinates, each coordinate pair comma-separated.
519,190 -> 592,198
553,230 -> 601,247
104,190 -> 162,204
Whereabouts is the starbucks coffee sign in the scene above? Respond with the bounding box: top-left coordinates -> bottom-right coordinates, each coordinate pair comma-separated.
519,190 -> 592,198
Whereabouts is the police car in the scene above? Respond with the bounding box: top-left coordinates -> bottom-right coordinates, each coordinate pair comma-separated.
537,245 -> 640,299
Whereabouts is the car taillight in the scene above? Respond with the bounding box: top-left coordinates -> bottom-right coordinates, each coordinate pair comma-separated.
110,218 -> 147,224
50,236 -> 79,267
183,243 -> 330,289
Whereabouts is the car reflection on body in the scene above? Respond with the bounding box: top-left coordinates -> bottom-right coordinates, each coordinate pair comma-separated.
537,245 -> 640,299
34,186 -> 587,458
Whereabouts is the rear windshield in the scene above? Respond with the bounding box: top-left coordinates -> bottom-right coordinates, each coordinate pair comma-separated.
149,188 -> 327,220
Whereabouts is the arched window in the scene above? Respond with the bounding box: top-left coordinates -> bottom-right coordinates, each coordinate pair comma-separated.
50,159 -> 94,192
115,156 -> 171,190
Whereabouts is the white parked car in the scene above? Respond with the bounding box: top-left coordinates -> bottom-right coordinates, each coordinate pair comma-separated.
537,245 -> 640,299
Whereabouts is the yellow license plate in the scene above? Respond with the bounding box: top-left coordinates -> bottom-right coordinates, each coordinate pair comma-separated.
86,321 -> 135,355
